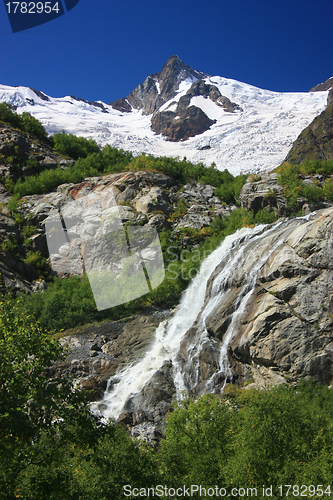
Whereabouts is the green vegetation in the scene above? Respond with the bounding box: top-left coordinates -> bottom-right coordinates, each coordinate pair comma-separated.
275,159 -> 333,207
0,102 -> 47,140
9,145 -> 133,197
1,308 -> 332,500
158,383 -> 333,496
52,131 -> 100,159
0,298 -> 155,500
8,150 -> 247,201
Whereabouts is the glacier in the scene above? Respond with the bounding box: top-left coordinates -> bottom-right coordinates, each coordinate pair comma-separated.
0,76 -> 328,175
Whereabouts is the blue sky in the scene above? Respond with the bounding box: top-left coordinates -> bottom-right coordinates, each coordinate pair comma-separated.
0,0 -> 332,103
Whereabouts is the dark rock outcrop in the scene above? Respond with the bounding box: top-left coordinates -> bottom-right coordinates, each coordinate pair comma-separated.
183,80 -> 242,113
0,123 -> 74,182
151,78 -> 242,142
284,103 -> 333,163
151,105 -> 216,142
309,76 -> 333,94
29,88 -> 51,102
109,97 -> 132,113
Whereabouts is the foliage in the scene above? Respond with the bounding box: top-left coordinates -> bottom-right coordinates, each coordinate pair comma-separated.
169,198 -> 187,221
0,103 -> 47,140
0,298 -> 159,499
8,148 -> 247,204
20,112 -> 48,140
275,159 -> 333,206
52,131 -> 100,160
10,145 -> 133,197
0,102 -> 21,128
158,383 -> 333,496
23,251 -> 50,279
0,298 -> 101,498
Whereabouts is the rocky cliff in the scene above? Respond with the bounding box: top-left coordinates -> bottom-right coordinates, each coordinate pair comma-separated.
177,208 -> 333,397
0,162 -> 236,293
80,207 -> 333,443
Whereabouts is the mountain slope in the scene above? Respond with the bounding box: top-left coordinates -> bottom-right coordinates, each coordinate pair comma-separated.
285,102 -> 333,163
0,56 -> 329,174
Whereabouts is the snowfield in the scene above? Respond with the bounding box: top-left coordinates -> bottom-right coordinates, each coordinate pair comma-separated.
0,77 -> 328,175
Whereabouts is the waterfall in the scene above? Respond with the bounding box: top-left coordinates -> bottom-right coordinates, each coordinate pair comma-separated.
92,216 -> 308,420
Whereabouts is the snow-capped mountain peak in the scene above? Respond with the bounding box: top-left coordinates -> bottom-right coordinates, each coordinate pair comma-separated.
0,56 -> 329,175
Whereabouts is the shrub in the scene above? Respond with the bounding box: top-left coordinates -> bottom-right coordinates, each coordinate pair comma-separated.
0,103 -> 47,140
52,131 -> 100,159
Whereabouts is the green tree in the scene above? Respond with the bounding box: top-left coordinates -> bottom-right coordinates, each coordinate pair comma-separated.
0,298 -> 102,498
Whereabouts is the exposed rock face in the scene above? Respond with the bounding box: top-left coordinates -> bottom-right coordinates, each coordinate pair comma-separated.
151,105 -> 216,142
29,87 -> 50,102
240,173 -> 287,216
0,123 -> 74,182
0,165 -> 240,297
177,208 -> 333,394
49,311 -> 171,401
182,80 -> 242,113
2,171 -> 237,285
109,97 -> 132,113
284,102 -> 333,163
133,186 -> 171,214
69,95 -> 109,113
151,78 -> 242,142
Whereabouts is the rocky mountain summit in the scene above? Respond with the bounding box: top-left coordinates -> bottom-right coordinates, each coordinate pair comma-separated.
111,55 -> 242,142
110,55 -> 209,115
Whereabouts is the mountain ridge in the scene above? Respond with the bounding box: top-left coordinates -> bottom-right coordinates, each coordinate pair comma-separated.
0,56 -> 330,174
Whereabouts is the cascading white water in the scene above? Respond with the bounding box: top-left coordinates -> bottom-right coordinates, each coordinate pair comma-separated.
92,225 -> 259,421
93,216 -> 309,420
